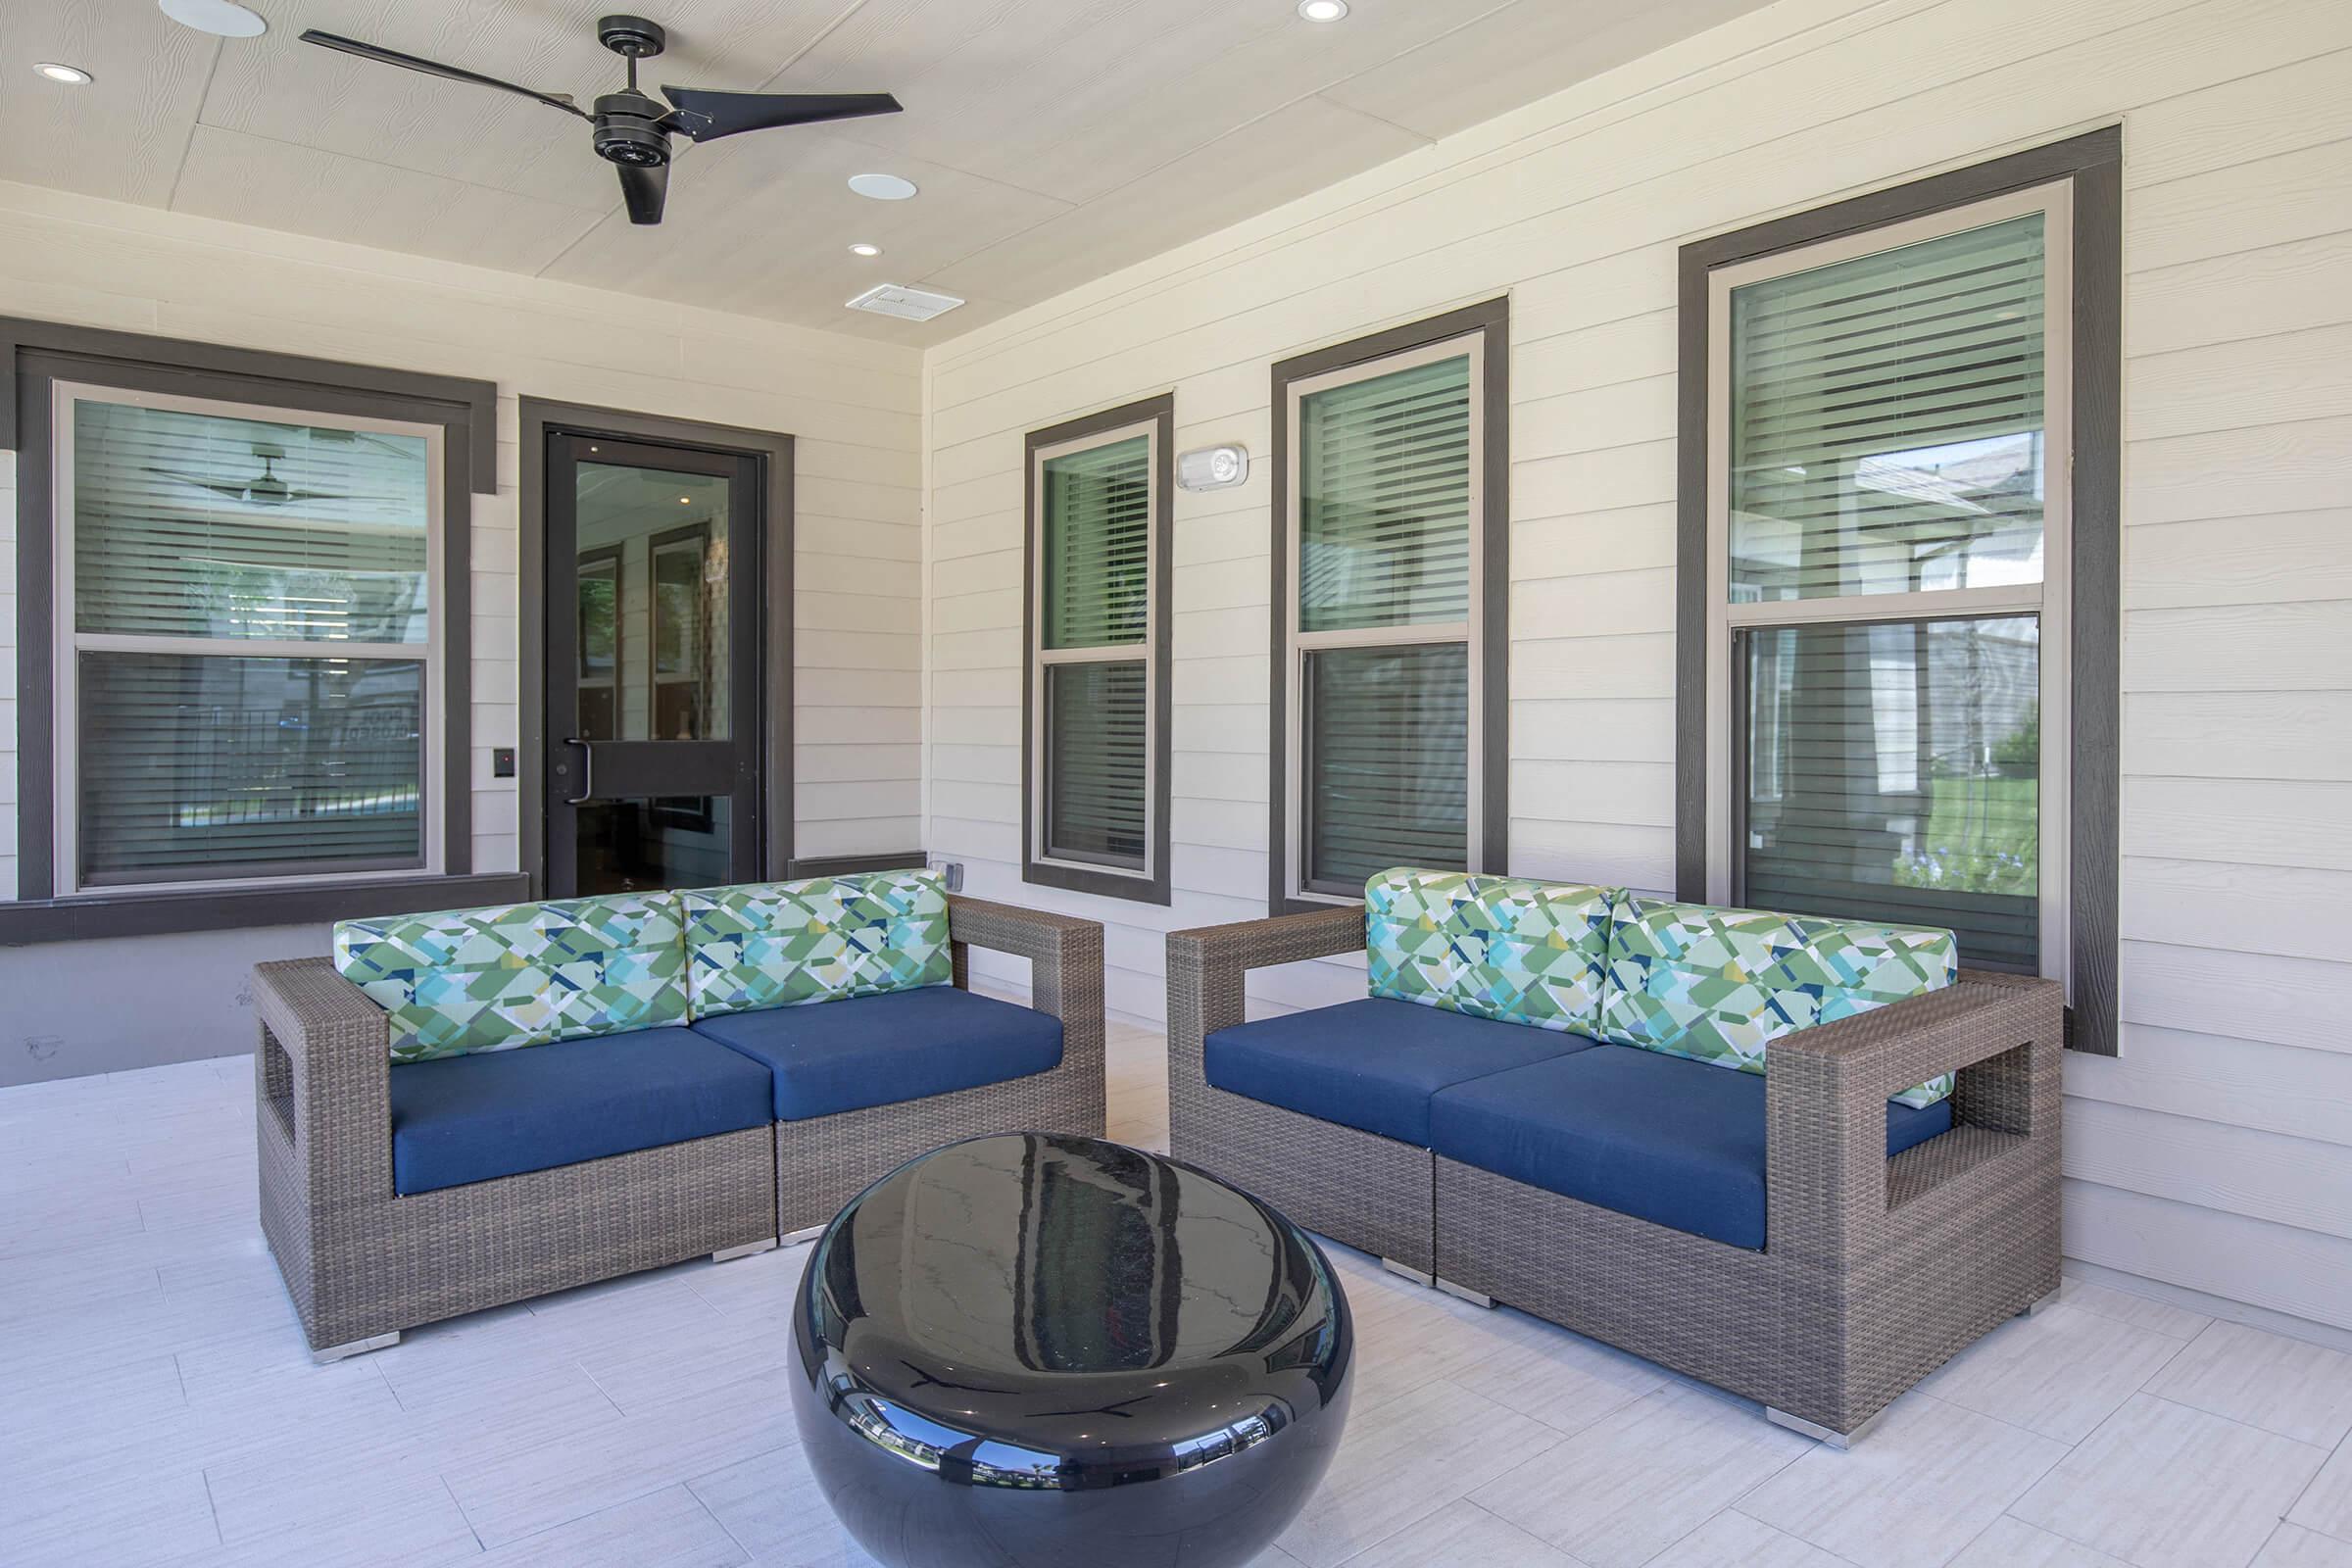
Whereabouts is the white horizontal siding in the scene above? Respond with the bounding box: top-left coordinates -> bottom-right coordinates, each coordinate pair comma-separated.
0,182 -> 922,1082
920,0 -> 2352,1327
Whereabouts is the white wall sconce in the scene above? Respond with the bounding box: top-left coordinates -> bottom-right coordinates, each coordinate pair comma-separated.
1178,444 -> 1250,491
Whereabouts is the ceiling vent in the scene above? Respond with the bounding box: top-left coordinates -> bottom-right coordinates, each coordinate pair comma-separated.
846,283 -> 965,322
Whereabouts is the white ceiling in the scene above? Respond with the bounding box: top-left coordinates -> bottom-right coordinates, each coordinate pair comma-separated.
0,0 -> 1773,342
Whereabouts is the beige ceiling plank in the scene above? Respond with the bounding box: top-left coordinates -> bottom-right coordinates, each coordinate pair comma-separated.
540,126 -> 1060,332
169,124 -> 610,276
0,0 -> 217,207
5,0 -> 1784,337
929,92 -> 1431,311
1320,0 -> 1778,142
200,0 -> 858,212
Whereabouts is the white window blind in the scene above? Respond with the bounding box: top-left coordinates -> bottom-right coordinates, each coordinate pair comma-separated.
1729,212 -> 2048,603
59,389 -> 439,892
1288,336 -> 1483,899
1299,354 -> 1472,631
1033,427 -> 1154,875
1709,191 -> 2069,980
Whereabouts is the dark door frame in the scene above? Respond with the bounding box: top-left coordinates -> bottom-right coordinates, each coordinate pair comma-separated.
518,398 -> 794,897
542,430 -> 762,896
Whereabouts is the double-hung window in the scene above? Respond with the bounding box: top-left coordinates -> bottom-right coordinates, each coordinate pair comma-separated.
1680,131 -> 2121,1053
1023,395 -> 1172,905
54,383 -> 442,892
1271,301 -> 1509,911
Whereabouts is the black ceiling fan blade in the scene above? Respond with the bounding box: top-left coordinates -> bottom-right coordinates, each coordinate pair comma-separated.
616,161 -> 669,225
299,30 -> 591,122
658,87 -> 902,143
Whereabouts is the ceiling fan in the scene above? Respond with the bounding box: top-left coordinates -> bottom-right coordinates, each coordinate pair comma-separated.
298,14 -> 903,226
147,445 -> 392,507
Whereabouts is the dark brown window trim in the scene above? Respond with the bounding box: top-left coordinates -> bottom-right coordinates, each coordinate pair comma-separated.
1266,298 -> 1511,917
1673,126 -> 2122,1054
1021,393 -> 1175,907
516,398 -> 796,897
0,873 -> 532,948
1,318 -> 498,495
6,322 -> 496,944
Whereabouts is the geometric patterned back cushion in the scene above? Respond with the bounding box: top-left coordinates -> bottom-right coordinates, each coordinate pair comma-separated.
1365,867 -> 1620,1036
334,893 -> 690,1064
678,867 -> 952,1020
1599,896 -> 1960,1108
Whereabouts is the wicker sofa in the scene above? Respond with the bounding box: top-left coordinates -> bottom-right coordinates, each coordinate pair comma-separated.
1167,868 -> 2061,1446
254,872 -> 1103,1361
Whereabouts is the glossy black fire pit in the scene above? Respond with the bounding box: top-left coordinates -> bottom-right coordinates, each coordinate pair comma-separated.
790,1133 -> 1353,1568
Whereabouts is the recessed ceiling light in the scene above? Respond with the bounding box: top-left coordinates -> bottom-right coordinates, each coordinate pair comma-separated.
849,243 -> 883,258
158,0 -> 269,37
847,172 -> 918,202
34,62 -> 93,84
678,496 -> 692,504
1298,0 -> 1349,18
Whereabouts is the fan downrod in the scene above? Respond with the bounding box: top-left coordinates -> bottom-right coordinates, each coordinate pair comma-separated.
598,15 -> 665,59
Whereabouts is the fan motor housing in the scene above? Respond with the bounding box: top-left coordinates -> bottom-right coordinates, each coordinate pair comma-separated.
593,90 -> 672,166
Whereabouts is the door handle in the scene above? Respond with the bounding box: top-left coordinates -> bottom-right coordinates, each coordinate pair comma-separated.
562,737 -> 596,806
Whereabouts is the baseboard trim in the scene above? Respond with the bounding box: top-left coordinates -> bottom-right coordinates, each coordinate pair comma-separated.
2064,1259 -> 2352,1355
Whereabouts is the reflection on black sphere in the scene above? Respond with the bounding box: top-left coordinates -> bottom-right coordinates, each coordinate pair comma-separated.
790,1134 -> 1353,1568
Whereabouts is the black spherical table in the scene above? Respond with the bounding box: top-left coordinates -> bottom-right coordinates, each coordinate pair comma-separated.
790,1133 -> 1353,1568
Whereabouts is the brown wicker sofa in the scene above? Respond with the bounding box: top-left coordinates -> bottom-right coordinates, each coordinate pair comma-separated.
1167,873 -> 2061,1446
254,882 -> 1102,1362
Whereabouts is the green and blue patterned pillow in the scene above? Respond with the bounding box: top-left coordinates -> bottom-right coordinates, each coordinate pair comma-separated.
1599,895 -> 1959,1108
680,868 -> 952,1019
334,893 -> 690,1064
1365,867 -> 1619,1035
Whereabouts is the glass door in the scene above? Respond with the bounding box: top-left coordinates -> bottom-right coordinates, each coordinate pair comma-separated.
544,432 -> 761,896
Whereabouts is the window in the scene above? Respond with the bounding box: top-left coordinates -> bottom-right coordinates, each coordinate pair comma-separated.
53,384 -> 442,892
1678,130 -> 2121,1053
1271,301 -> 1509,911
1023,395 -> 1172,905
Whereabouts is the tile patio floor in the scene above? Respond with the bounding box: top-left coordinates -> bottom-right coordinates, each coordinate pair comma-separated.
5,1017 -> 2352,1567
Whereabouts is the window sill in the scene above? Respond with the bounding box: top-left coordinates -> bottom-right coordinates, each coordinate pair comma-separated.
0,871 -> 532,947
1023,859 -> 1170,907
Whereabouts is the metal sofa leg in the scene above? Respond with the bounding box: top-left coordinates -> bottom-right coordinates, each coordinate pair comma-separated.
1434,1275 -> 1494,1308
711,1239 -> 779,1263
1381,1256 -> 1435,1288
2019,1288 -> 2060,1317
782,1223 -> 826,1247
312,1330 -> 400,1365
1767,1403 -> 1887,1449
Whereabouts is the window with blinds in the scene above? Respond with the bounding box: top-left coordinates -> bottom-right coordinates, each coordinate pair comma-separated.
1287,335 -> 1484,900
59,390 -> 437,891
1030,420 -> 1158,886
1710,191 -> 2068,978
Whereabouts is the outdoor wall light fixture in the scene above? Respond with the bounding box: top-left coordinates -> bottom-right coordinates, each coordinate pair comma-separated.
1178,444 -> 1250,491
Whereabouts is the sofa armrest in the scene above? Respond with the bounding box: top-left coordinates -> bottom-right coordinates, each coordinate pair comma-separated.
1765,969 -> 2063,1263
945,895 -> 1106,1079
251,957 -> 396,1209
1164,906 -> 1366,1090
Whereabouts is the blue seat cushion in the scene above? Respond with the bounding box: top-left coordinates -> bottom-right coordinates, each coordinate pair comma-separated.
690,986 -> 1063,1122
1202,998 -> 1596,1148
1429,1043 -> 1953,1250
388,1026 -> 772,1197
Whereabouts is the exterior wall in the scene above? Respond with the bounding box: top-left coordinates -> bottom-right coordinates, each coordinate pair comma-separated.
921,0 -> 2352,1326
0,180 -> 922,1084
